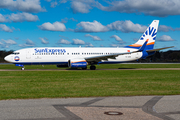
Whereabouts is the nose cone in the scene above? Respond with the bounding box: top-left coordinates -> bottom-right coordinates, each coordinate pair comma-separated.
4,55 -> 12,62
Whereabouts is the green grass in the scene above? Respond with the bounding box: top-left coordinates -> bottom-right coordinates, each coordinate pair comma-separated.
0,64 -> 180,100
0,63 -> 180,70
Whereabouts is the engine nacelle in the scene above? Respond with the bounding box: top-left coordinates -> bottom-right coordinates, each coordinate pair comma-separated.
68,59 -> 87,68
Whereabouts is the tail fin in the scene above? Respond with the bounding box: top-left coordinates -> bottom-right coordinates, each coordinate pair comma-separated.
127,20 -> 159,50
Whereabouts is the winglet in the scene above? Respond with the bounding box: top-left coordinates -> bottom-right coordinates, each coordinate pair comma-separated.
138,39 -> 149,51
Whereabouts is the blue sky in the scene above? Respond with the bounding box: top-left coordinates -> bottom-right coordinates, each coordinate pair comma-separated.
0,0 -> 180,51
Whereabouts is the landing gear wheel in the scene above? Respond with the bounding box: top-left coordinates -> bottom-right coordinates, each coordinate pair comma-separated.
90,65 -> 96,70
82,67 -> 87,70
21,67 -> 25,70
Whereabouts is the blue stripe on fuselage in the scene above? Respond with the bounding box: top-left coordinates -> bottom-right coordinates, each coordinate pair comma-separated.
13,62 -> 68,65
125,44 -> 154,50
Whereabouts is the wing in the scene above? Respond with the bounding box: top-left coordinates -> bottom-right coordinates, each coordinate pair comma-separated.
84,51 -> 138,63
84,39 -> 149,63
146,46 -> 174,52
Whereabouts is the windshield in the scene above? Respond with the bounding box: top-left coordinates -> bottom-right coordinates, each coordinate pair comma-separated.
12,52 -> 20,55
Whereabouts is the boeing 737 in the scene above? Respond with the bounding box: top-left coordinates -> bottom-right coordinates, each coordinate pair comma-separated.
4,20 -> 173,70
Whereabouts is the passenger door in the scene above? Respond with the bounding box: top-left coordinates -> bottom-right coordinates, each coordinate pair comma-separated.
26,50 -> 31,59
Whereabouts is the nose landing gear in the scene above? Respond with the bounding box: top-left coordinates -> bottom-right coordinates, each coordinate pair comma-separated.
15,64 -> 25,70
21,67 -> 25,70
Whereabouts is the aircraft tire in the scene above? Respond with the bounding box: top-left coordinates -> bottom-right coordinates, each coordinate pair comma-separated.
90,65 -> 96,70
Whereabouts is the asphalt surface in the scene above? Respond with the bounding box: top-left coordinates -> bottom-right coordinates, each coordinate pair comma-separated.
0,95 -> 180,120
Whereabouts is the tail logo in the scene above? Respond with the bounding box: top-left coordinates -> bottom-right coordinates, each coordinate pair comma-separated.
140,27 -> 157,41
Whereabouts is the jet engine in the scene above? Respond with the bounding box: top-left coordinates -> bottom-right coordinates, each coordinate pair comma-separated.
68,59 -> 87,69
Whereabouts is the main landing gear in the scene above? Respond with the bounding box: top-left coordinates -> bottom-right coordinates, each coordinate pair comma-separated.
90,65 -> 96,70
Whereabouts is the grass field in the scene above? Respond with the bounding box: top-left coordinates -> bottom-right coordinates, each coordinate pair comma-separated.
0,64 -> 180,100
0,63 -> 180,69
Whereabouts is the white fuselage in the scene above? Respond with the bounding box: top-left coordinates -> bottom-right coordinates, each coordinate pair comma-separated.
5,47 -> 143,65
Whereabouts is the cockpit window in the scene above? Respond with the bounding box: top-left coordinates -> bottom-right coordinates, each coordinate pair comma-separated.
12,52 -> 20,55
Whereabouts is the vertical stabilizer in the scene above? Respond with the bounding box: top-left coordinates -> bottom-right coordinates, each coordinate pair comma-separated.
127,20 -> 159,50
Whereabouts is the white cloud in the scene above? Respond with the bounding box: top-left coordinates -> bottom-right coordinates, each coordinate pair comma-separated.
100,44 -> 104,47
60,0 -> 67,3
85,34 -> 101,41
46,0 -> 67,8
158,35 -> 174,41
0,39 -> 16,48
61,17 -> 68,23
72,39 -> 85,45
2,39 -> 16,45
47,0 -> 180,17
85,42 -> 94,47
74,20 -> 149,33
110,35 -> 122,41
58,39 -> 71,44
110,44 -> 118,47
98,0 -> 180,17
66,0 -> 180,17
26,39 -> 35,45
158,25 -> 180,32
39,37 -> 49,44
107,20 -> 147,33
0,0 -> 46,13
110,44 -> 125,47
61,17 -> 78,23
51,1 -> 58,8
19,39 -> 35,47
8,12 -> 39,22
39,21 -> 66,31
0,14 -> 6,22
70,18 -> 78,22
70,0 -> 101,13
71,1 -> 92,13
75,20 -> 180,33
133,38 -> 139,42
158,25 -> 174,32
75,20 -> 108,32
0,24 -> 13,32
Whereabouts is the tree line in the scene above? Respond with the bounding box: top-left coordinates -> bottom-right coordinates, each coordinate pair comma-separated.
0,50 -> 180,63
0,50 -> 13,63
137,50 -> 180,63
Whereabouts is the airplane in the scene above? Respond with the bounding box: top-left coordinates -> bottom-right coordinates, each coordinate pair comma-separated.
4,20 -> 173,70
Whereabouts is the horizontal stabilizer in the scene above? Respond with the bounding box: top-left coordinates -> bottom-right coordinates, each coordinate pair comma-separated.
146,46 -> 174,52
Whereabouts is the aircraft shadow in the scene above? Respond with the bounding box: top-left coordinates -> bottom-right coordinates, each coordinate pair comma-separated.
118,68 -> 136,69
